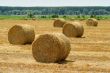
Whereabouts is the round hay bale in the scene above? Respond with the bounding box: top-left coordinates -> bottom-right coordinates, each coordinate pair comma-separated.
63,22 -> 84,37
32,33 -> 71,63
8,24 -> 35,45
86,18 -> 98,26
53,18 -> 66,27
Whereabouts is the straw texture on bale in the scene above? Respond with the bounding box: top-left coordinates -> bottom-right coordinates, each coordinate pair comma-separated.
53,18 -> 66,27
8,24 -> 35,45
32,33 -> 71,63
63,22 -> 84,37
86,18 -> 98,26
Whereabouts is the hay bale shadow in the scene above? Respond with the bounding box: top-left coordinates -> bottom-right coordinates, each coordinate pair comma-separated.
57,60 -> 75,64
77,36 -> 86,38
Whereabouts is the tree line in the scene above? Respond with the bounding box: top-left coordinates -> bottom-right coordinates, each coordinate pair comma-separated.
0,6 -> 110,15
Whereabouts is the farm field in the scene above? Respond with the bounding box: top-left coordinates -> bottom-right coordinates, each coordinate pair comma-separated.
0,19 -> 110,73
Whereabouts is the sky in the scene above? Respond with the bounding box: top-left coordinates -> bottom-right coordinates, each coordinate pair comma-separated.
0,0 -> 109,7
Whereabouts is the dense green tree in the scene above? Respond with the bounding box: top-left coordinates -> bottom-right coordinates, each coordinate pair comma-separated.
0,6 -> 110,15
27,12 -> 35,18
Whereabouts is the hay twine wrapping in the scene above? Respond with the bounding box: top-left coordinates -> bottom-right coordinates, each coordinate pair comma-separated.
8,24 -> 35,45
53,18 -> 66,27
86,18 -> 98,26
32,33 -> 71,63
63,22 -> 84,37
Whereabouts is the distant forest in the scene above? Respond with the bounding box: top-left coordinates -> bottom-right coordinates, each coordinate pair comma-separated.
0,6 -> 110,15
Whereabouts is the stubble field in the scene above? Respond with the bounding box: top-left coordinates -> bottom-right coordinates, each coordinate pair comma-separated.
0,19 -> 110,73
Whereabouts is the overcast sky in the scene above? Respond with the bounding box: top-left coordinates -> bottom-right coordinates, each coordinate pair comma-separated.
0,0 -> 109,7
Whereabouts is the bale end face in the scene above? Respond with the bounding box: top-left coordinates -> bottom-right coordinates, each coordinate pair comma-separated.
32,33 -> 71,63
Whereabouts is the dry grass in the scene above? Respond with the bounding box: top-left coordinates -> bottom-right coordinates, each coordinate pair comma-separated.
0,20 -> 110,73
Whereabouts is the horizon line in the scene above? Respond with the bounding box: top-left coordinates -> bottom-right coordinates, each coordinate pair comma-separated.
0,5 -> 110,7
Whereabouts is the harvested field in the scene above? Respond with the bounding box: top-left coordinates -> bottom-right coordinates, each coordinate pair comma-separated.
0,20 -> 110,73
